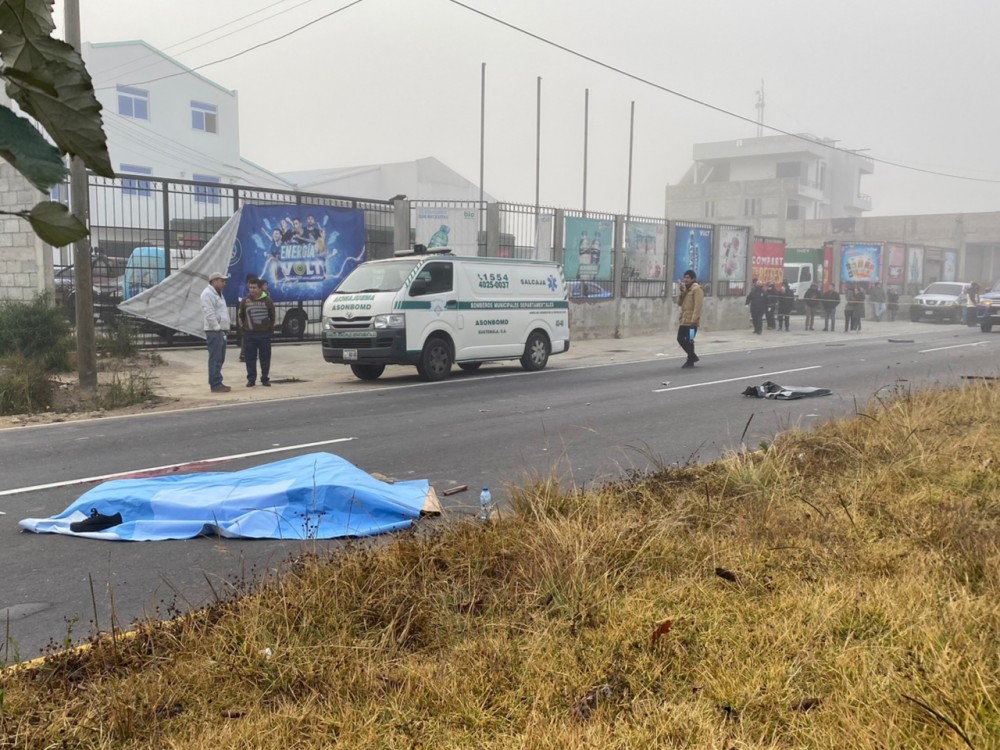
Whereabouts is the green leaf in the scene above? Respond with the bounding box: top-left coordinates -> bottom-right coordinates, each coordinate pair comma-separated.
25,200 -> 89,247
0,105 -> 67,191
0,0 -> 115,178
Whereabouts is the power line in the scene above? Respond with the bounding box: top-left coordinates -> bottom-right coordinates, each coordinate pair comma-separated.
445,0 -> 1000,185
108,0 -> 367,90
93,0 -> 323,84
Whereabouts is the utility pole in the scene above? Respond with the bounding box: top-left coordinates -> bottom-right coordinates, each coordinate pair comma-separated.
64,0 -> 97,388
755,80 -> 765,137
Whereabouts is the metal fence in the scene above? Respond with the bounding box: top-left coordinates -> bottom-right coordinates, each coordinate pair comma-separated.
56,174 -> 751,343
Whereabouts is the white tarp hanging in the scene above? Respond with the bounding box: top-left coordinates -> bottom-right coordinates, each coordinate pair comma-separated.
117,210 -> 243,339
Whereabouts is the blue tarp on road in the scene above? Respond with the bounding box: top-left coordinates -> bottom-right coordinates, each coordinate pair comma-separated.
19,453 -> 441,541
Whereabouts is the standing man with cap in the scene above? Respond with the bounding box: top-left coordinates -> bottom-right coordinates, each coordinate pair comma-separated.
676,269 -> 704,368
201,271 -> 232,392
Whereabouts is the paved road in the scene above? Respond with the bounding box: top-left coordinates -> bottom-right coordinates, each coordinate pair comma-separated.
1,321 -> 996,661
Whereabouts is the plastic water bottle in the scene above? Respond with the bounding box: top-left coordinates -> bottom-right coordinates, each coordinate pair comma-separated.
479,487 -> 493,521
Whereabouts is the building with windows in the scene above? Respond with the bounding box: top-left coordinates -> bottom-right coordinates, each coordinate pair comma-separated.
82,40 -> 292,191
664,133 -> 874,237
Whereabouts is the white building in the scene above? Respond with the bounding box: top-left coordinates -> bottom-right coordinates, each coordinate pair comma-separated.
664,133 -> 874,237
83,40 -> 292,190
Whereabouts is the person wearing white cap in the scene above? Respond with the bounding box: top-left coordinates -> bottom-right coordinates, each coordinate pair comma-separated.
201,271 -> 232,392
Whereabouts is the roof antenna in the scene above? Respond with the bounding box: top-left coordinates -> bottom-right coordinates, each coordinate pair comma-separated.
755,80 -> 765,137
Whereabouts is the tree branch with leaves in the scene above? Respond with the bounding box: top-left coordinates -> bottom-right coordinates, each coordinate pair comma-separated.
0,0 -> 114,246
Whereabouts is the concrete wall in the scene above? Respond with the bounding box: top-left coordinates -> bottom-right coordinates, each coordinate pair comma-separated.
0,163 -> 50,302
568,294 -> 750,340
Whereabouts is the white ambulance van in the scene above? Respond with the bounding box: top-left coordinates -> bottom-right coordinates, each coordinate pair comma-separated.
321,250 -> 570,381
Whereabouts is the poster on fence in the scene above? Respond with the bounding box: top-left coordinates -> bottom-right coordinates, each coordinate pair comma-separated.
227,204 -> 366,305
415,207 -> 480,256
907,245 -> 924,285
624,221 -> 666,280
673,224 -> 712,282
886,243 -> 906,287
841,243 -> 882,284
716,227 -> 748,287
751,237 -> 784,285
534,213 -> 553,261
564,216 -> 613,280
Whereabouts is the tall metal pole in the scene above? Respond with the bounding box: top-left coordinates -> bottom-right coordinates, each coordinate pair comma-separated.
626,101 -> 635,221
479,63 -> 486,209
64,0 -> 97,388
535,76 -> 541,218
479,62 -> 486,254
582,88 -> 589,218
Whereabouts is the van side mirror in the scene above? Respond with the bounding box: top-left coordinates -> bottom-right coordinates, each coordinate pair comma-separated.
409,279 -> 427,297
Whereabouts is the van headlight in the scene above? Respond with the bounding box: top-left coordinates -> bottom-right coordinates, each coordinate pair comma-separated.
322,316 -> 332,330
373,313 -> 405,329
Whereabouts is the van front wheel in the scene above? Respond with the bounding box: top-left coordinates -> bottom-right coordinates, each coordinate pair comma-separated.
350,364 -> 385,380
417,337 -> 453,381
520,331 -> 550,371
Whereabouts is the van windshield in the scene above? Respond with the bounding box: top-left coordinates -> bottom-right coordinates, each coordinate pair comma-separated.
335,259 -> 421,294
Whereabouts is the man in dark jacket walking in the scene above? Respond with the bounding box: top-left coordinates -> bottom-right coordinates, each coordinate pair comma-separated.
820,284 -> 840,332
765,283 -> 778,330
803,282 -> 821,330
777,281 -> 795,331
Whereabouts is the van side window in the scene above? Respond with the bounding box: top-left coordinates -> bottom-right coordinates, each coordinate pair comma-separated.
802,266 -> 811,282
412,262 -> 453,295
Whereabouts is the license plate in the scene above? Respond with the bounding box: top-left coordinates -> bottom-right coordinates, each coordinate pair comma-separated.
343,349 -> 358,360
924,310 -> 933,316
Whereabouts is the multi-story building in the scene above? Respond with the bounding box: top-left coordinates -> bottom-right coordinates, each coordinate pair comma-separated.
664,133 -> 874,237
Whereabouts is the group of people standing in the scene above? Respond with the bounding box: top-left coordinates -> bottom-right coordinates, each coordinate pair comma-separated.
745,279 -> 896,334
744,279 -> 800,334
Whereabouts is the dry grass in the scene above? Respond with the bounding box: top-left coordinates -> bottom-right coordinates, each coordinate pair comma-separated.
4,381 -> 1000,748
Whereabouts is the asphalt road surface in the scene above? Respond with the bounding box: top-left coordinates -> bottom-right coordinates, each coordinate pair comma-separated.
1,328 -> 996,661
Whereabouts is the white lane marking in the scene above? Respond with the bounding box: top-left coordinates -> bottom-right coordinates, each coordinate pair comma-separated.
919,341 -> 989,353
0,437 -> 356,498
652,366 -> 822,393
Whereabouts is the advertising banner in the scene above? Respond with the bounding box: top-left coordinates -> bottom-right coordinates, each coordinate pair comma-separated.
717,227 -> 748,287
564,216 -> 614,280
841,243 -> 882,284
415,207 -> 480,257
943,250 -> 958,282
674,224 -> 712,282
625,221 -> 666,280
886,243 -> 906,286
822,242 -> 835,286
751,237 -> 785,285
534,213 -> 553,261
227,204 -> 365,305
907,245 -> 924,285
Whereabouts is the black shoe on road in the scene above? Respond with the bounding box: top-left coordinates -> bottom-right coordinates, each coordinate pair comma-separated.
70,508 -> 123,533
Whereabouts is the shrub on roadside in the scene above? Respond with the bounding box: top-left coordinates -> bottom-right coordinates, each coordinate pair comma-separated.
0,293 -> 73,372
0,354 -> 52,415
96,316 -> 139,359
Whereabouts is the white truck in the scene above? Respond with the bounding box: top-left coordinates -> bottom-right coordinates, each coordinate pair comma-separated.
321,250 -> 570,381
783,261 -> 820,312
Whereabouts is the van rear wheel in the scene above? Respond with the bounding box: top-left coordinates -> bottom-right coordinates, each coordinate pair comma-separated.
520,331 -> 550,371
417,337 -> 453,381
350,364 -> 385,381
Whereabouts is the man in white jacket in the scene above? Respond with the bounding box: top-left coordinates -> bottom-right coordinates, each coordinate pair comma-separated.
201,272 -> 232,392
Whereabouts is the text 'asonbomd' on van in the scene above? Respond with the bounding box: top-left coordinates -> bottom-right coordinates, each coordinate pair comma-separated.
321,248 -> 571,381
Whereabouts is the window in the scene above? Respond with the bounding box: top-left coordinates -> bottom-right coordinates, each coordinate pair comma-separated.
786,200 -> 803,220
193,174 -> 221,205
410,262 -> 453,296
743,198 -> 760,216
704,200 -> 717,219
117,85 -> 149,120
191,101 -> 218,133
120,164 -> 153,197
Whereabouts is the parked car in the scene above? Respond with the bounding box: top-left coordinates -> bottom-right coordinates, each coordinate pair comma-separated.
53,254 -> 124,323
567,280 -> 612,299
975,280 -> 1000,332
908,281 -> 971,323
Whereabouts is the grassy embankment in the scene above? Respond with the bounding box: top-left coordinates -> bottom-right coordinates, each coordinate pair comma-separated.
2,380 -> 1000,748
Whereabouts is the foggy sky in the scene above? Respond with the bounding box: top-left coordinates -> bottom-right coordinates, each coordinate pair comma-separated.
62,0 -> 1000,218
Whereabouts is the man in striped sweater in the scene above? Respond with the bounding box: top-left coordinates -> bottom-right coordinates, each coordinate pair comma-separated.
238,277 -> 276,387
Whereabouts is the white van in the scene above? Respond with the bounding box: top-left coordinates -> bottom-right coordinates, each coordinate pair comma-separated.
321,251 -> 570,381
